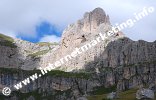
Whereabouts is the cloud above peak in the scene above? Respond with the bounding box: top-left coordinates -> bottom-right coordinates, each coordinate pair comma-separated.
39,35 -> 61,43
0,0 -> 155,42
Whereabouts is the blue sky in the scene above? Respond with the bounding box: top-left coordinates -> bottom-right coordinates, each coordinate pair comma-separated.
16,21 -> 62,42
0,0 -> 155,43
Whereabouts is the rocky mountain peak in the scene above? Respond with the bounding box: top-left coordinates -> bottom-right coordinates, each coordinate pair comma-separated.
83,7 -> 106,20
62,8 -> 110,36
61,8 -> 111,50
84,7 -> 106,20
82,7 -> 110,33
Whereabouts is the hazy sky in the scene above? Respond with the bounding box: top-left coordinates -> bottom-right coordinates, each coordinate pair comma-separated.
0,0 -> 155,42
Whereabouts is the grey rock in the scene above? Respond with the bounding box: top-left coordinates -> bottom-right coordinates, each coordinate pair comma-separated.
77,96 -> 88,100
136,88 -> 155,100
107,92 -> 117,99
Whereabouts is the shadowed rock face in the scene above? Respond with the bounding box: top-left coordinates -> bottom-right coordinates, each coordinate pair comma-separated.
84,37 -> 156,91
0,70 -> 98,100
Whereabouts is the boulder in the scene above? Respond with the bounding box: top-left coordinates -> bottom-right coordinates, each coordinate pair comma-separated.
136,88 -> 154,100
107,92 -> 117,99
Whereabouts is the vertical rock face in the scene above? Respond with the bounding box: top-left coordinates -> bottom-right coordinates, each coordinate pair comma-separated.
0,46 -> 21,69
100,39 -> 156,68
0,70 -> 100,100
82,7 -> 110,33
91,38 -> 156,91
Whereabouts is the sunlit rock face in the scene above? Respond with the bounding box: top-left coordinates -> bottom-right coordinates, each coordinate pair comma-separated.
55,7 -> 112,71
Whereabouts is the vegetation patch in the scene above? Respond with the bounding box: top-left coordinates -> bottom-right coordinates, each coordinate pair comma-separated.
0,67 -> 20,73
0,33 -> 14,42
37,42 -> 59,48
0,33 -> 17,48
0,67 -> 41,75
91,85 -> 117,95
46,70 -> 91,79
0,68 -> 91,79
28,50 -> 50,57
88,88 -> 138,100
0,89 -> 72,100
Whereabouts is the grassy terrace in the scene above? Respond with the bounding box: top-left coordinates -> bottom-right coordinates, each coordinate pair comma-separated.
0,68 -> 91,79
37,42 -> 59,47
87,88 -> 138,100
0,33 -> 17,48
28,50 -> 50,57
88,88 -> 156,100
0,89 -> 72,100
0,67 -> 41,75
45,70 -> 91,79
28,42 -> 59,57
90,85 -> 117,95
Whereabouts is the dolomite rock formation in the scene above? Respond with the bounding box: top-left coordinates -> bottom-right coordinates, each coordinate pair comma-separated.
0,7 -> 124,71
55,7 -> 113,71
0,7 -> 156,100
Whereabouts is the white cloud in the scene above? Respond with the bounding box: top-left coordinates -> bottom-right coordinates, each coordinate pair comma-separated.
0,0 -> 93,38
0,0 -> 155,41
39,35 -> 60,43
